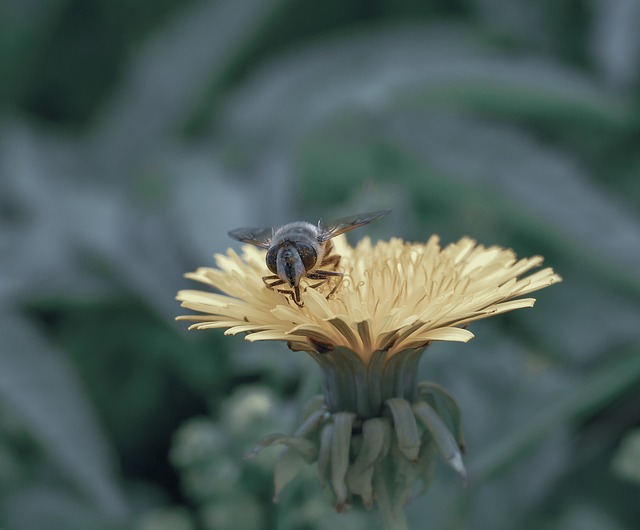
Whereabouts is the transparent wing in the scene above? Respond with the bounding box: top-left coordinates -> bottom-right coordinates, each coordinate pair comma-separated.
318,209 -> 390,242
228,226 -> 273,249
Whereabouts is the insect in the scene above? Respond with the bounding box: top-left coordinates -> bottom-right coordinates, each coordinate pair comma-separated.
228,210 -> 390,306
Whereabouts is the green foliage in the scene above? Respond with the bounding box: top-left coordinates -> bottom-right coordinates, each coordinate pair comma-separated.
612,428 -> 640,485
1,0 -> 640,528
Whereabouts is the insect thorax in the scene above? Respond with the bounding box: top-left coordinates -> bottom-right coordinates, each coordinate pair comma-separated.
271,221 -> 325,273
271,221 -> 319,246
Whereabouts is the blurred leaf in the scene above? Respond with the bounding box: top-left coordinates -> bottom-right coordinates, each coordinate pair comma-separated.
470,0 -> 550,47
222,24 -> 625,149
1,485 -> 125,530
464,428 -> 571,530
0,314 -> 128,519
91,0 -> 292,177
612,428 -> 640,484
163,151 -> 259,263
136,506 -> 196,530
469,343 -> 640,481
0,123 -> 127,303
0,122 -> 194,320
591,0 -> 640,89
0,0 -> 70,110
384,111 -> 640,289
200,493 -> 265,530
557,503 -> 626,530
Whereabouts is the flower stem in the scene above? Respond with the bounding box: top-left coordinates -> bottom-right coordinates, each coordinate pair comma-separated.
374,468 -> 409,530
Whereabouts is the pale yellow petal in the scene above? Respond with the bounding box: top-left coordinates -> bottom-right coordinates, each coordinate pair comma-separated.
391,327 -> 475,353
244,330 -> 291,342
177,234 -> 561,363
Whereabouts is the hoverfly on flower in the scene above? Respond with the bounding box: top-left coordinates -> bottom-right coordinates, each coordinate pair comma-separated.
228,210 -> 389,306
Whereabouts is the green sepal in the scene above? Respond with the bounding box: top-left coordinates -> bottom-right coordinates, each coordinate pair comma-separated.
317,422 -> 336,505
385,397 -> 421,461
293,407 -> 328,438
245,432 -> 288,459
413,401 -> 467,485
301,395 -> 327,420
245,433 -> 317,463
273,448 -> 305,502
415,435 -> 437,496
418,382 -> 466,453
389,438 -> 421,514
331,411 -> 356,511
346,417 -> 392,508
270,407 -> 327,502
373,459 -> 410,530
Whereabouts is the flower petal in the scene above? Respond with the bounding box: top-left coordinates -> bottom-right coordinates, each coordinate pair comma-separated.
178,236 -> 560,364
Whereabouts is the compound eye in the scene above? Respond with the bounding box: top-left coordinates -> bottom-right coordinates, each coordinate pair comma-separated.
296,242 -> 317,271
266,247 -> 278,274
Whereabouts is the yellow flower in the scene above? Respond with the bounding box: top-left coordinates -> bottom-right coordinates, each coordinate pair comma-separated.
177,235 -> 561,360
176,234 -> 561,527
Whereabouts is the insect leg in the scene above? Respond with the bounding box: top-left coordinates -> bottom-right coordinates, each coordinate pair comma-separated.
320,253 -> 341,270
306,273 -> 331,291
275,287 -> 304,307
263,275 -> 285,289
307,273 -> 328,281
311,269 -> 343,277
308,270 -> 344,299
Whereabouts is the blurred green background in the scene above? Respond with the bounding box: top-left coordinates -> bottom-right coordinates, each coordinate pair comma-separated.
1,0 -> 640,529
